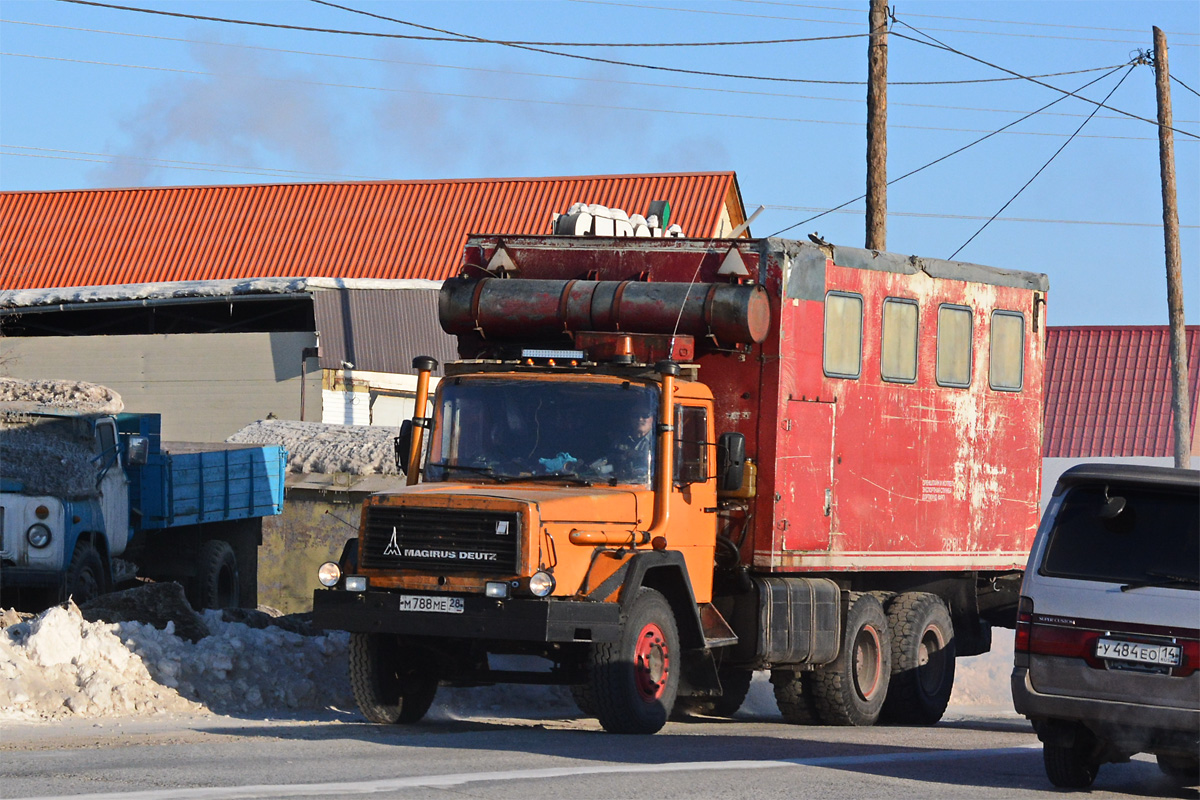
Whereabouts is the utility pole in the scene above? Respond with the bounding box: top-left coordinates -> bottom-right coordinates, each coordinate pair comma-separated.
1153,26 -> 1192,468
865,0 -> 888,251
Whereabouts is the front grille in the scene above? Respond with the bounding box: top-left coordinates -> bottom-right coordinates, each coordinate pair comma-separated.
361,506 -> 520,575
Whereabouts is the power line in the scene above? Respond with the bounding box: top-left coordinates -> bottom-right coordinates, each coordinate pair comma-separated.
1172,73 -> 1200,99
569,0 -> 1200,47
4,50 -> 1179,144
53,0 -> 1144,87
54,0 -> 862,48
7,18 -> 1190,125
949,65 -> 1138,260
759,204 -> 1199,230
891,25 -> 1199,140
770,63 -> 1136,237
733,0 -> 1200,38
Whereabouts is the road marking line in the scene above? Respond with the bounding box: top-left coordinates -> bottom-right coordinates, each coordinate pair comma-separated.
18,745 -> 1042,800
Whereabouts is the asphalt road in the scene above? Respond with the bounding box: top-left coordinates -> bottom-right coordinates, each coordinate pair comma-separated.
2,708 -> 1194,800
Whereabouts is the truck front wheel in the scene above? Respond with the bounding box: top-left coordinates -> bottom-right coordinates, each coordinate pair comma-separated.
590,587 -> 679,734
348,633 -> 438,724
812,592 -> 891,726
195,540 -> 240,610
64,541 -> 107,604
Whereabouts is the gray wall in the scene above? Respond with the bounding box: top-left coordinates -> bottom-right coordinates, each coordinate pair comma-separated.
0,332 -> 320,442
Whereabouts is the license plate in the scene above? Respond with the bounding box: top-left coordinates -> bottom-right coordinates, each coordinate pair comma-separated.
1096,638 -> 1181,667
398,595 -> 465,614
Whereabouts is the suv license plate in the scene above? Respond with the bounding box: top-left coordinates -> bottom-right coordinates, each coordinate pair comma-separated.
398,595 -> 465,614
1096,638 -> 1181,667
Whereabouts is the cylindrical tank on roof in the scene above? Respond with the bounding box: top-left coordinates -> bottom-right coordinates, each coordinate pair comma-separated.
440,277 -> 770,346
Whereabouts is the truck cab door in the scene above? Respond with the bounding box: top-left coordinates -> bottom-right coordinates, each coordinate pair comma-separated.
94,418 -> 131,557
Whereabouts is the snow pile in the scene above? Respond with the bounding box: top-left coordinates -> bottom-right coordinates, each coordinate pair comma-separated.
0,602 -> 351,722
0,416 -> 101,497
229,419 -> 398,475
0,377 -> 123,414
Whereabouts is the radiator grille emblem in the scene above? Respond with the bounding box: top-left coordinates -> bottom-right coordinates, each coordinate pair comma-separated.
496,520 -> 510,535
383,527 -> 401,556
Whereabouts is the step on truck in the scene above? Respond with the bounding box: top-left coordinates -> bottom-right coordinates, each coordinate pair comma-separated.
313,231 -> 1048,734
1,406 -> 286,610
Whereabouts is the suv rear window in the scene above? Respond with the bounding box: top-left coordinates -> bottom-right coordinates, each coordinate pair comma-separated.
1041,483 -> 1200,587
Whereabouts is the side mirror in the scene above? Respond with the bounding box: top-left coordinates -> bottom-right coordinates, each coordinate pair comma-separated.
395,419 -> 414,475
717,432 -> 746,493
126,435 -> 150,466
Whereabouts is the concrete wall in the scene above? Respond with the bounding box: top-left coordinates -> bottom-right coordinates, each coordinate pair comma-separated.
0,332 -> 321,441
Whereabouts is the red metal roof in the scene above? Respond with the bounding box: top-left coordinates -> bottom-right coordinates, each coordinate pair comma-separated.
1043,326 -> 1200,457
0,173 -> 744,289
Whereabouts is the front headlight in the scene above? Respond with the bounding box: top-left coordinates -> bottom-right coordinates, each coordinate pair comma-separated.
528,570 -> 556,597
26,523 -> 52,549
317,561 -> 342,587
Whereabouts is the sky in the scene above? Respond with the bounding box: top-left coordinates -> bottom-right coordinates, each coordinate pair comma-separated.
1,0 -> 1197,327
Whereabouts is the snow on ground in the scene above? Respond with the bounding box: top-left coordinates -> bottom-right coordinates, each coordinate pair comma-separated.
228,419 -> 398,475
1,599 -> 1014,724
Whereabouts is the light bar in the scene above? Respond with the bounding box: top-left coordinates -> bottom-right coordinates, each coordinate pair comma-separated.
521,349 -> 586,360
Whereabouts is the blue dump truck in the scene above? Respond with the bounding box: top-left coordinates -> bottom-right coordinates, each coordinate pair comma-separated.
0,408 -> 286,609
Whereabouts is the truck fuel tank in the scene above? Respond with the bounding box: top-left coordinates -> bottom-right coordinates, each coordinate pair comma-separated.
440,277 -> 770,347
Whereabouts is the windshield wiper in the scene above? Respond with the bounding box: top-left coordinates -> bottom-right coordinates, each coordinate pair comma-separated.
1120,570 -> 1200,592
519,472 -> 593,486
427,462 -> 510,482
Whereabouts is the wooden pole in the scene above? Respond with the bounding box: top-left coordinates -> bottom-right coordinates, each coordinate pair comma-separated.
865,0 -> 888,251
1153,27 -> 1192,468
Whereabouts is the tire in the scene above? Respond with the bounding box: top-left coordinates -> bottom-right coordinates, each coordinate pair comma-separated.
1043,740 -> 1099,789
880,592 -> 956,725
811,592 -> 891,726
570,682 -> 598,717
771,669 -> 821,725
64,541 -> 107,604
348,633 -> 438,724
195,540 -> 240,610
590,587 -> 680,734
1157,754 -> 1200,786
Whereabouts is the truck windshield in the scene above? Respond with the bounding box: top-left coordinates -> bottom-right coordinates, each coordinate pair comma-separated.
426,377 -> 657,486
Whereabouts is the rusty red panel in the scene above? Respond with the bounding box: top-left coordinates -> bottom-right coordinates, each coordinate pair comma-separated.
0,173 -> 742,290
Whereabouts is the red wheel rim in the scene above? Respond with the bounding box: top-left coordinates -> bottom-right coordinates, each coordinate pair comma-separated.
852,624 -> 883,701
634,622 -> 670,702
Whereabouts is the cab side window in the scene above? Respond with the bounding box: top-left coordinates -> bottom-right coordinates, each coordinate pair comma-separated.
823,291 -> 863,379
675,405 -> 709,485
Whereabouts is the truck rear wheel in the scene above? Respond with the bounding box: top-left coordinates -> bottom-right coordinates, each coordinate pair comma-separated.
880,592 -> 956,725
64,541 -> 107,604
675,667 -> 753,718
811,592 -> 891,726
590,587 -> 679,734
771,669 -> 821,724
195,540 -> 240,610
348,633 -> 438,724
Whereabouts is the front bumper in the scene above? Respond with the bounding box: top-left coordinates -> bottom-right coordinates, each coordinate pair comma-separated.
313,588 -> 621,643
0,564 -> 62,589
1012,666 -> 1200,753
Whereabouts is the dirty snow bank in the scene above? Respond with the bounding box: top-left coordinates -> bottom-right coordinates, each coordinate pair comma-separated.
0,377 -> 123,414
228,419 -> 398,475
0,602 -> 351,722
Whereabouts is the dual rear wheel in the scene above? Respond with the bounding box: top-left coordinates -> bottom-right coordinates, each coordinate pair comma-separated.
772,591 -> 956,727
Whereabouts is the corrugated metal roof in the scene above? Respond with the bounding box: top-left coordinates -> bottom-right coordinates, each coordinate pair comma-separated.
1043,326 -> 1200,457
312,288 -> 458,375
0,173 -> 743,290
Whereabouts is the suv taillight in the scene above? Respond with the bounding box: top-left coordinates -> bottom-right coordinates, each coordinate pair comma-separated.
1014,595 -> 1033,654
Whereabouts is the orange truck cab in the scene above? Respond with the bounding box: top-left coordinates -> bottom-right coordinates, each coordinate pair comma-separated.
313,231 -> 1048,735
